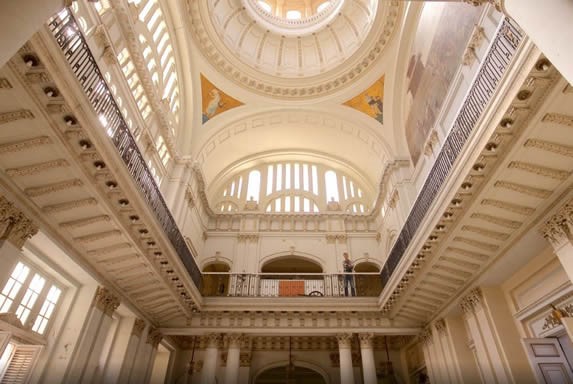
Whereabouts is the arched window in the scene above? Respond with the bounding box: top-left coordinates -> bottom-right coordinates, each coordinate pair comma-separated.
325,171 -> 339,202
247,170 -> 261,202
286,10 -> 302,20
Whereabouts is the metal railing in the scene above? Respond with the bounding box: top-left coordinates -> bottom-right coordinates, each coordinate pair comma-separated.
201,272 -> 383,297
380,18 -> 523,290
47,9 -> 202,288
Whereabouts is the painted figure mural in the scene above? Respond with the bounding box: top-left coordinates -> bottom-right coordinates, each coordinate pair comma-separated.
200,74 -> 243,123
344,75 -> 385,124
404,3 -> 483,165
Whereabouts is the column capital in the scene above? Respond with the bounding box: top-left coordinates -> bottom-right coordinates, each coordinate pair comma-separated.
358,333 -> 374,348
540,201 -> 573,248
434,319 -> 447,335
132,318 -> 146,337
205,333 -> 221,348
462,0 -> 505,13
420,327 -> 433,345
146,327 -> 162,347
92,286 -> 120,316
225,333 -> 243,347
0,197 -> 38,249
460,287 -> 483,314
336,333 -> 353,348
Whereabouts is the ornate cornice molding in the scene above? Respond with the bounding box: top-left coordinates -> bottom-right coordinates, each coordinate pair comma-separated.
93,286 -> 121,316
481,198 -> 535,216
0,137 -> 51,154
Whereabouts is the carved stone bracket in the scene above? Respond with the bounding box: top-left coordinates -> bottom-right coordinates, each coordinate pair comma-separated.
93,286 -> 120,316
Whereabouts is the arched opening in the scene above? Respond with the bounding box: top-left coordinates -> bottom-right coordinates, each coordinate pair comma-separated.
261,257 -> 323,273
255,365 -> 327,384
202,262 -> 230,296
260,256 -> 323,296
354,261 -> 382,297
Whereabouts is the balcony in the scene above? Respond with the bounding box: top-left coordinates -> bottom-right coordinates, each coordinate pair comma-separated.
201,273 -> 383,298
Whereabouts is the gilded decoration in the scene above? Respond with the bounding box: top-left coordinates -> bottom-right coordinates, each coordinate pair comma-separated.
200,74 -> 243,124
343,75 -> 384,125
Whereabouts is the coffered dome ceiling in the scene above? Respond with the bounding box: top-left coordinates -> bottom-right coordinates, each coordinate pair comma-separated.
187,0 -> 401,99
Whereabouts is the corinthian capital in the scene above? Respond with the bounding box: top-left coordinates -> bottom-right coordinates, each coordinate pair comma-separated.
93,286 -> 120,316
336,333 -> 353,348
460,287 -> 483,314
540,201 -> 573,248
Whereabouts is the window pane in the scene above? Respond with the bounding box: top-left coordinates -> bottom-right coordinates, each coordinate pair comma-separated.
267,165 -> 274,195
294,164 -> 300,189
276,164 -> 282,191
325,171 -> 339,202
247,170 -> 261,202
302,164 -> 309,191
312,166 -> 318,195
285,164 -> 291,189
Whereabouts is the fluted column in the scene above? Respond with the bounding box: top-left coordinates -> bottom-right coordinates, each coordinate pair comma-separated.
460,287 -> 536,383
420,327 -> 440,384
358,333 -> 376,384
336,333 -> 355,384
224,334 -> 242,384
116,318 -> 145,384
541,200 -> 573,282
65,286 -> 120,384
200,333 -> 220,384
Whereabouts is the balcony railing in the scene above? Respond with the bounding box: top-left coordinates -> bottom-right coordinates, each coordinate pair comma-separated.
380,17 -> 523,290
47,9 -> 202,289
201,272 -> 383,298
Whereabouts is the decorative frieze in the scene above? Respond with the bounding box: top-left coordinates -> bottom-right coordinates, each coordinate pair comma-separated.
6,159 -> 69,177
325,233 -> 347,243
25,72 -> 50,84
46,103 -> 68,114
59,215 -> 111,229
226,333 -> 243,347
74,230 -> 122,243
508,161 -> 571,181
25,179 -> 83,197
87,242 -> 132,255
542,113 -> 573,128
237,233 -> 259,242
93,286 -> 120,316
493,181 -> 552,199
0,109 -> 34,125
43,198 -> 98,213
460,288 -> 483,314
0,137 -> 51,155
446,247 -> 489,261
481,198 -> 535,216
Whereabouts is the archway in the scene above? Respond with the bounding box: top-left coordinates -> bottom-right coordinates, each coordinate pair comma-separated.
202,262 -> 230,296
261,256 -> 324,296
254,365 -> 327,384
354,261 -> 382,297
261,256 -> 323,274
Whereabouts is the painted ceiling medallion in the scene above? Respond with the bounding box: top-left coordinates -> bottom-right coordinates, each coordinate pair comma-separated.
188,0 -> 401,99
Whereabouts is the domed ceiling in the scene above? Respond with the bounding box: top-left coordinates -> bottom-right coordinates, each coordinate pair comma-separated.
187,0 -> 401,99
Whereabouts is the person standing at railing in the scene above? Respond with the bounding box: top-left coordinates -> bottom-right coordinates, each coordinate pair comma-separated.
342,252 -> 356,296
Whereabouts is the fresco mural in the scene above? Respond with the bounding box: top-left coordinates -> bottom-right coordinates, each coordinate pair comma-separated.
404,3 -> 483,165
200,74 -> 243,123
344,75 -> 385,125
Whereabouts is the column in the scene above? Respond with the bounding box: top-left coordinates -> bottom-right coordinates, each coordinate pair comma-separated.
419,327 -> 441,384
433,319 -> 461,384
117,319 -> 145,383
541,200 -> 573,282
459,287 -> 536,383
441,315 -> 481,384
224,334 -> 242,384
142,328 -> 163,383
336,333 -> 355,384
65,286 -> 120,384
200,333 -> 220,384
358,333 -> 376,384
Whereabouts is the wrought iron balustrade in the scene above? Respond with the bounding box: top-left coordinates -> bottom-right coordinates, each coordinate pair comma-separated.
201,272 -> 383,298
47,9 -> 202,288
380,18 -> 523,290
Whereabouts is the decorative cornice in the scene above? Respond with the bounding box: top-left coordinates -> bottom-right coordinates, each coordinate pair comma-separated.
481,198 -> 535,216
462,0 -> 504,12
325,233 -> 347,243
237,233 -> 259,242
508,161 -> 571,180
460,288 -> 483,314
0,109 -> 34,125
25,179 -> 83,197
43,198 -> 98,213
25,72 -> 50,84
93,286 -> 120,316
493,180 -> 552,199
542,113 -> 573,128
6,159 -> 69,177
